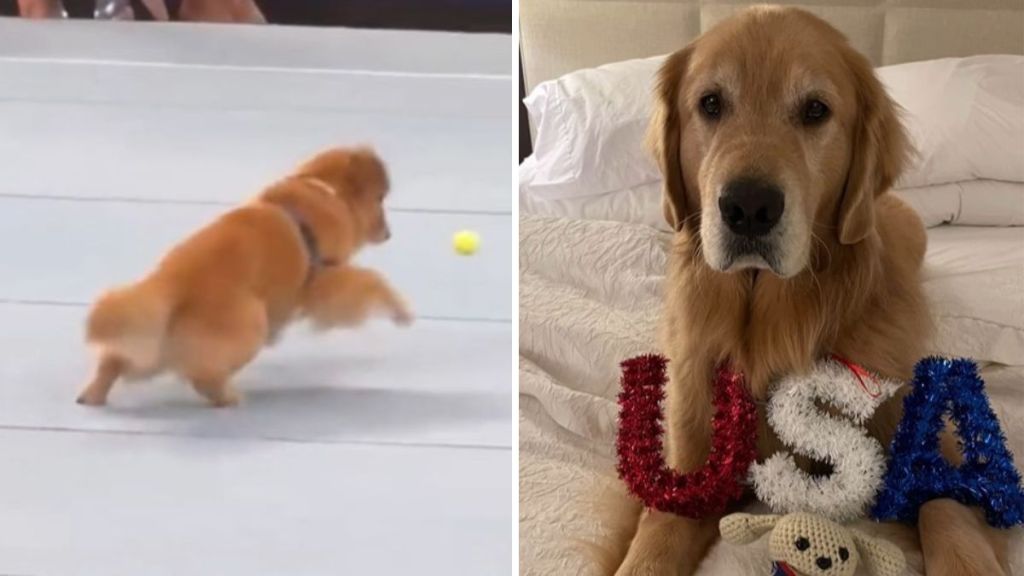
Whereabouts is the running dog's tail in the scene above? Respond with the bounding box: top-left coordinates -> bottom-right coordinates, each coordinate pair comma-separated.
86,278 -> 177,376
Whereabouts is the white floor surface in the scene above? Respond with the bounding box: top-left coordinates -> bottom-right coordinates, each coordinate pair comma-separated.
0,19 -> 515,576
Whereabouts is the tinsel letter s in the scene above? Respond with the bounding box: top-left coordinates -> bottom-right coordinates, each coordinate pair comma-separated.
871,357 -> 1024,528
749,357 -> 901,522
616,355 -> 758,518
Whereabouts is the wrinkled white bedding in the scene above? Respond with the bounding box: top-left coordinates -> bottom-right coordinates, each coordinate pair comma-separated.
519,215 -> 1024,575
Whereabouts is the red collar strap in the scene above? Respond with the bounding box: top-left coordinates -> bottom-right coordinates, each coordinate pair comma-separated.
830,353 -> 882,398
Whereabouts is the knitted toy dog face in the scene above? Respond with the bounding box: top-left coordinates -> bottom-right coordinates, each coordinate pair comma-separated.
720,513 -> 905,576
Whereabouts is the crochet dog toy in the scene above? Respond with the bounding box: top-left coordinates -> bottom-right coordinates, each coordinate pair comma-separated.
720,512 -> 905,576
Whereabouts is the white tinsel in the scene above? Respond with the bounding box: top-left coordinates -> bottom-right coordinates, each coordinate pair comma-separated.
750,359 -> 902,522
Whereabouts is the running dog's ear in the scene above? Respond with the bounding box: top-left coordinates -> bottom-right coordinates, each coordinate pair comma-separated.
648,47 -> 694,232
343,147 -> 390,198
837,46 -> 911,245
296,147 -> 389,199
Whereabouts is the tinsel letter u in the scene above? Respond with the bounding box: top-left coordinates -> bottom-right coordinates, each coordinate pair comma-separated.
616,355 -> 758,518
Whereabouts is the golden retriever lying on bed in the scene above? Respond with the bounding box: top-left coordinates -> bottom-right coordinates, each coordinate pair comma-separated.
77,147 -> 412,407
611,7 -> 1011,576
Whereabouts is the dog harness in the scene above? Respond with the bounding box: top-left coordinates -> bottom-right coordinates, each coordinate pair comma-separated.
279,205 -> 338,282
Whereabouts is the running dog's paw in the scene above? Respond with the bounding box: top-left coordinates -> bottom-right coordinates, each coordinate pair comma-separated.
392,305 -> 414,327
76,391 -> 107,406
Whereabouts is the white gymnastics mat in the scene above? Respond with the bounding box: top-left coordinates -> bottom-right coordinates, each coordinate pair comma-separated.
0,18 -> 515,576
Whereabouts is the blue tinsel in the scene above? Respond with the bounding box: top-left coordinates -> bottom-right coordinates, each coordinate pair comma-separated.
871,357 -> 1024,528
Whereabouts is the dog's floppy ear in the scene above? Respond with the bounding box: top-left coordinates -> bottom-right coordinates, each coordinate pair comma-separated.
296,146 -> 389,197
719,513 -> 781,545
647,47 -> 694,232
343,146 -> 390,196
837,48 -> 911,245
850,529 -> 906,576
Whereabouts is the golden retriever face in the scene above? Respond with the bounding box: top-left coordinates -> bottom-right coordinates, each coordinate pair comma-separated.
651,7 -> 909,277
296,147 -> 392,244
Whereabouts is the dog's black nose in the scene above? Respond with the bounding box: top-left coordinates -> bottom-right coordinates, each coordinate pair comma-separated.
718,178 -> 785,237
816,556 -> 833,570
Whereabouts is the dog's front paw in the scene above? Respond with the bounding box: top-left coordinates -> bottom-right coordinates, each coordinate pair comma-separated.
392,305 -> 414,327
615,556 -> 682,576
76,391 -> 107,407
920,499 -> 1010,576
209,387 -> 242,408
387,296 -> 414,326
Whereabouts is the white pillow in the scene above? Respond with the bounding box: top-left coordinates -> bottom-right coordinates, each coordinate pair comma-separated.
522,55 -> 1024,224
523,55 -> 661,199
879,56 -> 1024,189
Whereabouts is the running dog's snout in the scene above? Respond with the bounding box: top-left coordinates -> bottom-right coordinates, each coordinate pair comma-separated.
718,178 -> 785,238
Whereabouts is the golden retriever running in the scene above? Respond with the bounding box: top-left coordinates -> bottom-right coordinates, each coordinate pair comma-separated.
77,147 -> 412,408
612,7 -> 1011,576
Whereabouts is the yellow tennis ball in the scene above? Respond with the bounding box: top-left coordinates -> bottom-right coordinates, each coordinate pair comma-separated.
453,230 -> 480,255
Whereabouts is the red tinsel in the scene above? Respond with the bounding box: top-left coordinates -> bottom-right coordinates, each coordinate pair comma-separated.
615,354 -> 759,518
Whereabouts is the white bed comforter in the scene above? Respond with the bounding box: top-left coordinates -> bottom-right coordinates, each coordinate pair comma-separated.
519,214 -> 1024,576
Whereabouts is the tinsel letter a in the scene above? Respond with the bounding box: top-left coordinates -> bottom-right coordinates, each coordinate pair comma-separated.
872,357 -> 1024,528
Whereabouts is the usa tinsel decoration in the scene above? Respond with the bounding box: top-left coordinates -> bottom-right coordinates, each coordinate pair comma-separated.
871,357 -> 1024,528
616,354 -> 758,518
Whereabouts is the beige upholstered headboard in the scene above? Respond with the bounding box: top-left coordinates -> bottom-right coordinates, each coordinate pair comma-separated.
520,0 -> 1024,92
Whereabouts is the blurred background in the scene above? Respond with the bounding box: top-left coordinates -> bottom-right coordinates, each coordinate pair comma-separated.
0,0 -> 511,32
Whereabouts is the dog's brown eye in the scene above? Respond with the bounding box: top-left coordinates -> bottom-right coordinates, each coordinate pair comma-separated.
699,93 -> 722,119
795,537 -> 810,551
802,99 -> 830,125
838,547 -> 849,561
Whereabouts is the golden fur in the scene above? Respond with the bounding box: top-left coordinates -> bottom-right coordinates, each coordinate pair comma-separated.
77,147 -> 412,407
610,7 -> 1011,576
